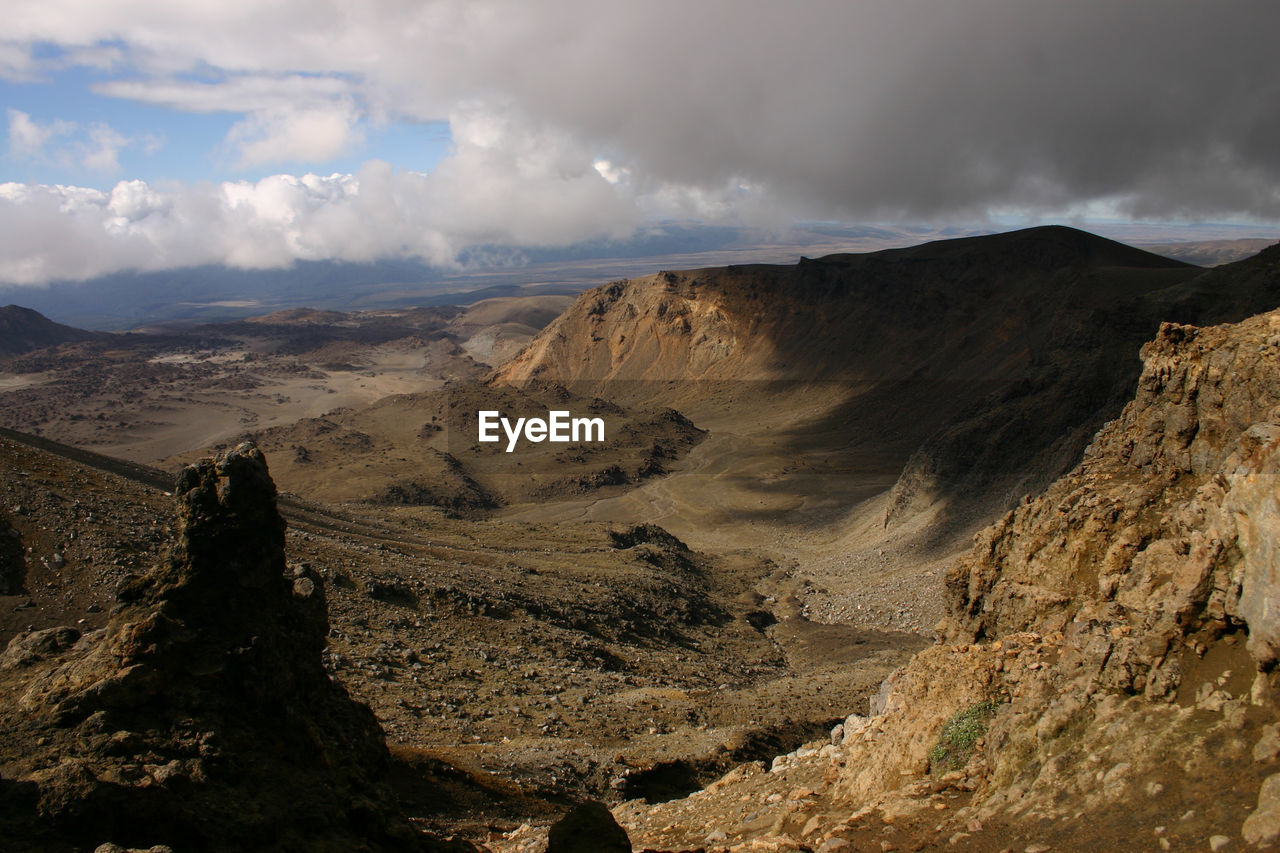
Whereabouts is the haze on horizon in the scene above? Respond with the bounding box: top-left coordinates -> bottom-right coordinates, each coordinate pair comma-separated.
1,0 -> 1278,289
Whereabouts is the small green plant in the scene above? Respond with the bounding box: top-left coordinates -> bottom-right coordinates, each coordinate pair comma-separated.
929,699 -> 998,774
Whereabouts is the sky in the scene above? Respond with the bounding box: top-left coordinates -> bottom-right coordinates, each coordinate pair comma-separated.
1,0 -> 1278,287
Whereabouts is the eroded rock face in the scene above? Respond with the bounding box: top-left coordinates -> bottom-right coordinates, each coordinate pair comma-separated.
0,443 -> 462,852
821,309 -> 1280,841
945,313 -> 1280,679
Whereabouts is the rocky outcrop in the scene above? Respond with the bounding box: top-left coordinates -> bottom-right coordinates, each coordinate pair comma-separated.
839,308 -> 1280,840
946,311 -> 1280,666
546,800 -> 633,852
0,443 -> 467,852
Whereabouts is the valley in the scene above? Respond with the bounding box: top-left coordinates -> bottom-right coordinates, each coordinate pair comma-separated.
1,226 -> 1279,852
0,297 -> 571,462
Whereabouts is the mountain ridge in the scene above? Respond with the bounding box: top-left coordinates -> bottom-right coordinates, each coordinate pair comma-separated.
498,225 -> 1198,386
493,227 -> 1265,547
0,305 -> 101,356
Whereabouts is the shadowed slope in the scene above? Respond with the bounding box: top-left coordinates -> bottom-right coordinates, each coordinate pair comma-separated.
0,305 -> 100,356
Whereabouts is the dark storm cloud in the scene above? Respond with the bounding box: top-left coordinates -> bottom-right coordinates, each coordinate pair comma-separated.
468,0 -> 1280,220
1,0 -> 1277,284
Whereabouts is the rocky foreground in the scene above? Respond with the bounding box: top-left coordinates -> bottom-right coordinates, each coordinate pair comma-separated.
0,443 -> 469,852
0,421 -> 927,850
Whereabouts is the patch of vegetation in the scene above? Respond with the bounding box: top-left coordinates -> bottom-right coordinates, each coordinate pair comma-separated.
929,699 -> 998,774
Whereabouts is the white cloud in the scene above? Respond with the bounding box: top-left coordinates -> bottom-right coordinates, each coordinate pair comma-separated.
96,73 -> 370,170
0,106 -> 644,284
593,160 -> 628,186
81,123 -> 129,172
6,109 -> 157,174
7,109 -> 75,157
226,101 -> 364,168
0,42 -> 38,82
93,73 -> 357,114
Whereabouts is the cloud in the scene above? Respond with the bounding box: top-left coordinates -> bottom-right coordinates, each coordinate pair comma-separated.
10,1 -> 1276,222
0,107 -> 645,284
1,0 -> 1279,287
6,109 -> 157,174
7,109 -> 75,157
97,72 -> 365,169
0,38 -> 126,82
93,73 -> 357,114
81,123 -> 130,172
225,101 -> 364,168
0,42 -> 39,82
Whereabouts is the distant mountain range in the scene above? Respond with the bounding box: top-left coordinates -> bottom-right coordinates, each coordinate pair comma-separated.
0,223 -> 975,330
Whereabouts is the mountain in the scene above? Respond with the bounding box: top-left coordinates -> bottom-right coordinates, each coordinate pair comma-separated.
500,226 -> 1197,385
882,235 -> 1280,525
498,226 -> 1280,541
0,305 -> 99,356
